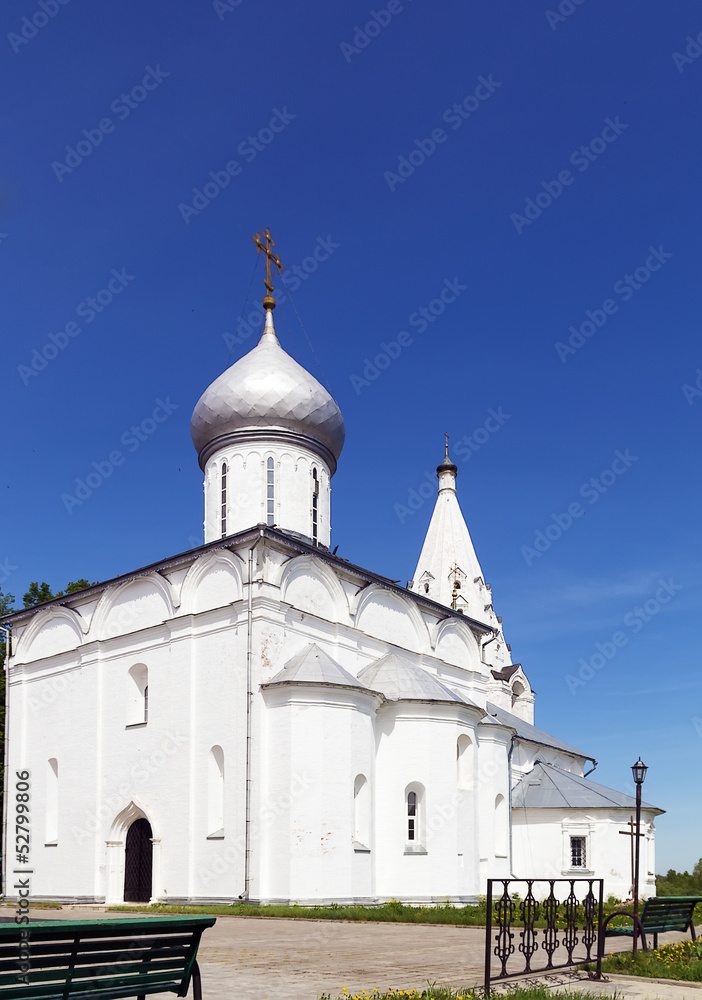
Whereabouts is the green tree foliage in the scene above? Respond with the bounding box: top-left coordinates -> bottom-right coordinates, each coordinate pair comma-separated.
23,580 -> 55,607
656,860 -> 702,896
23,578 -> 98,607
62,579 -> 95,595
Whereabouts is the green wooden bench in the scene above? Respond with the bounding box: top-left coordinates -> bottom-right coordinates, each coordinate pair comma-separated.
603,896 -> 701,951
0,915 -> 216,1000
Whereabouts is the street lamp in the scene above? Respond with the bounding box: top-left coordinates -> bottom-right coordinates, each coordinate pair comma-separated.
631,757 -> 647,956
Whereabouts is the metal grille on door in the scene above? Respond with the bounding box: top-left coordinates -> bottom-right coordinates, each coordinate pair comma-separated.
124,817 -> 153,903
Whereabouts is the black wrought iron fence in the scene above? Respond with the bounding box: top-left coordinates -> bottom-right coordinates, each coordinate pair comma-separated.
484,878 -> 604,995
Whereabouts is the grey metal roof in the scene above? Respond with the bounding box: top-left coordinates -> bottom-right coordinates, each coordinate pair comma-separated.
2,525 -> 493,639
491,664 -> 522,681
484,702 -> 593,761
265,643 -> 368,689
359,652 -> 480,707
191,317 -> 345,470
513,761 -> 663,813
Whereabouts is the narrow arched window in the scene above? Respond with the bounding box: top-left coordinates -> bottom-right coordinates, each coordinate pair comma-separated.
45,758 -> 58,844
404,782 -> 426,851
407,790 -> 418,841
312,467 -> 319,542
354,774 -> 370,849
207,746 -> 225,838
266,457 -> 275,526
511,680 -> 524,708
127,664 -> 148,726
221,461 -> 228,537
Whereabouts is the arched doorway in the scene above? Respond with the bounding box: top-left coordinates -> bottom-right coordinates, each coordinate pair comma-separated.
124,817 -> 153,902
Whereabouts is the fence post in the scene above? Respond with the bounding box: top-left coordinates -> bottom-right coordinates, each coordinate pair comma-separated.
595,878 -> 604,980
484,879 -> 493,997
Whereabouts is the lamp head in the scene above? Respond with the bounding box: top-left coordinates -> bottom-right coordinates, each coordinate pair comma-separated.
631,758 -> 648,785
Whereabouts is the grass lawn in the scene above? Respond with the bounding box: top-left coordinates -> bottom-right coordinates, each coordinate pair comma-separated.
109,900 -> 494,924
593,939 -> 702,981
109,898 -> 702,927
318,987 -> 611,999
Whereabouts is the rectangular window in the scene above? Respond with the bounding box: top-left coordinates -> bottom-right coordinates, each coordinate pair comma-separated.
570,836 -> 586,868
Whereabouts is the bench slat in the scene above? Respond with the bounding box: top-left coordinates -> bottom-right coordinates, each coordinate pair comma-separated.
0,945 -> 190,970
0,916 -> 213,1000
0,981 -> 183,1000
0,933 -> 196,951
0,957 -> 189,986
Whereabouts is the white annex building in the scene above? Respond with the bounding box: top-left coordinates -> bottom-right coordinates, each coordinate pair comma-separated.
3,256 -> 663,906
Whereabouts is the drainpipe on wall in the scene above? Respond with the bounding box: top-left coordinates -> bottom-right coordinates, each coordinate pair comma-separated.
508,734 -> 517,877
242,530 -> 264,900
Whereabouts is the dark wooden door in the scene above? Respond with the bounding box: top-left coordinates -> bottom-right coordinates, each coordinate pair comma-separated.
124,818 -> 153,902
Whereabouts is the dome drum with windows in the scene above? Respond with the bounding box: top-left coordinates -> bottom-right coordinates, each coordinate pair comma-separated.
190,231 -> 345,547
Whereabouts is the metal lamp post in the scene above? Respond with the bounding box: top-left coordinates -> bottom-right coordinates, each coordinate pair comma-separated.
631,757 -> 648,956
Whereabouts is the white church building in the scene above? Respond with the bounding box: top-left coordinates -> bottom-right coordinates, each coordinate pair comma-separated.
3,265 -> 662,906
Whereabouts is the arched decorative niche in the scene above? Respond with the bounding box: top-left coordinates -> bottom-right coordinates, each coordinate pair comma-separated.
92,574 -> 176,641
126,664 -> 149,726
353,774 -> 371,849
207,746 -> 225,838
433,619 -> 480,669
279,555 -> 348,623
180,550 -> 243,615
457,734 -> 474,791
354,585 -> 428,652
15,607 -> 85,664
45,758 -> 59,844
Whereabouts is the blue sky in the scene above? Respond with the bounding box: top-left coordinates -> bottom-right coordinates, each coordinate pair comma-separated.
2,0 -> 701,873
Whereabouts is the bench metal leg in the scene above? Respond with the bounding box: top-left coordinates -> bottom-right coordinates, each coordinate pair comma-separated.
653,933 -> 658,950
691,923 -> 697,942
191,960 -> 203,1000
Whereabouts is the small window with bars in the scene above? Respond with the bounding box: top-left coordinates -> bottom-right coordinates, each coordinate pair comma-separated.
570,836 -> 586,868
221,462 -> 228,537
266,457 -> 275,526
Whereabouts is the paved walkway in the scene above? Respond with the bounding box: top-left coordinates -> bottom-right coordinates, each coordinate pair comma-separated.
13,907 -> 702,1000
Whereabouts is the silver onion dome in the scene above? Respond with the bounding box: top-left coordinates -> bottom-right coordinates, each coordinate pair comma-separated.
191,310 -> 345,471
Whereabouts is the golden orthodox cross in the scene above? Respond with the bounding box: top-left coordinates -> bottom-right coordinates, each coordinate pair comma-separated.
252,228 -> 284,307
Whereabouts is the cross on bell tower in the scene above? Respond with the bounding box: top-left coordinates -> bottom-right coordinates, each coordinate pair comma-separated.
252,228 -> 284,309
